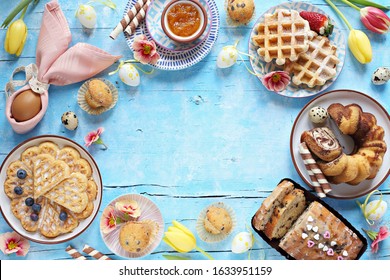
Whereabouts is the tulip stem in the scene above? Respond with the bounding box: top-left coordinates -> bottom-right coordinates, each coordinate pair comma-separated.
195,246 -> 214,260
20,5 -> 28,20
339,0 -> 361,11
325,0 -> 354,30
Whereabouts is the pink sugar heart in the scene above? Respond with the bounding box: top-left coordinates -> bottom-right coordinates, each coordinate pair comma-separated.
323,231 -> 331,239
307,240 -> 315,248
327,248 -> 334,256
337,256 -> 344,260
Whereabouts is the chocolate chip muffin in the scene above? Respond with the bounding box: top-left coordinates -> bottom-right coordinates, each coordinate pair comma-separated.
85,79 -> 113,109
227,0 -> 255,25
204,206 -> 233,235
119,221 -> 155,253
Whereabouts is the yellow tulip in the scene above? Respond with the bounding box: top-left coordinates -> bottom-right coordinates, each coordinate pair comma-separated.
163,220 -> 214,259
4,19 -> 27,56
348,29 -> 373,64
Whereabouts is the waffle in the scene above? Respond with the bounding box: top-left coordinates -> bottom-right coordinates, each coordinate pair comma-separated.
73,158 -> 92,178
21,146 -> 40,170
39,199 -> 79,238
284,32 -> 340,87
39,141 -> 60,158
44,173 -> 89,213
252,9 -> 311,65
5,141 -> 98,239
57,147 -> 80,170
11,197 -> 46,232
33,154 -> 70,199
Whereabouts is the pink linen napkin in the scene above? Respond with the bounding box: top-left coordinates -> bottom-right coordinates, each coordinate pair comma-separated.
5,0 -> 121,134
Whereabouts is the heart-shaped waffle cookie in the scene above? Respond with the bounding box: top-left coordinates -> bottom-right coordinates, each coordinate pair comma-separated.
57,147 -> 80,170
38,141 -> 60,158
73,158 -> 92,178
11,197 -> 46,232
21,146 -> 40,170
44,173 -> 89,213
33,154 -> 70,199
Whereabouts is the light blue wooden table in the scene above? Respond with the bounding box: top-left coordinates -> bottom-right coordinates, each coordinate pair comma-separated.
0,0 -> 389,260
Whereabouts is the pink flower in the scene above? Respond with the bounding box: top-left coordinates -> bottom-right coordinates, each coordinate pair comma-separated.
84,127 -> 107,149
363,226 -> 390,253
100,206 -> 117,234
360,7 -> 390,34
262,71 -> 291,92
0,232 -> 30,256
115,200 -> 141,219
132,35 -> 160,65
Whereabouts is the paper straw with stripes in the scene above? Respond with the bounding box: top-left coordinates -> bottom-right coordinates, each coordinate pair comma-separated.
110,0 -> 147,39
124,0 -> 150,36
298,142 -> 332,197
82,244 -> 112,260
65,245 -> 87,260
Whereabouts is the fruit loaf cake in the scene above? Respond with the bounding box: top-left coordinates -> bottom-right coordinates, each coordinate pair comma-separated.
264,189 -> 306,239
252,180 -> 294,231
279,201 -> 364,260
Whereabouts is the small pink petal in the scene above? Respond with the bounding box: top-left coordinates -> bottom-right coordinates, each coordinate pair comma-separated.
96,127 -> 105,135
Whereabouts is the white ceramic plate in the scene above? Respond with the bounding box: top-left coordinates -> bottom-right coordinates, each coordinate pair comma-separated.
290,90 -> 390,199
124,0 -> 219,70
145,0 -> 212,52
248,2 -> 346,98
0,135 -> 103,244
100,194 -> 164,258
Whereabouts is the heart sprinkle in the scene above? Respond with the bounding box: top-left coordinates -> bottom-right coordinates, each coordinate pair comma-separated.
327,248 -> 334,256
342,250 -> 348,257
307,224 -> 313,231
312,226 -> 319,233
307,216 -> 314,222
314,233 -> 320,240
337,256 -> 344,260
322,245 -> 329,252
307,240 -> 315,248
318,243 -> 324,249
323,231 -> 331,239
301,233 -> 308,239
330,241 -> 337,246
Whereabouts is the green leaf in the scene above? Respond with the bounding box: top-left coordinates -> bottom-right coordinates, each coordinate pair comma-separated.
162,255 -> 191,260
1,0 -> 33,28
347,0 -> 389,9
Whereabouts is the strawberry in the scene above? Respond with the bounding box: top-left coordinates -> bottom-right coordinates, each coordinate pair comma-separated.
299,11 -> 334,37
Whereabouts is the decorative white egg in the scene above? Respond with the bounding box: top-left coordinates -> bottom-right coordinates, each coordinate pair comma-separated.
119,63 -> 140,86
308,106 -> 328,124
365,200 -> 387,221
372,67 -> 390,85
61,111 -> 78,130
231,232 -> 253,254
217,46 -> 238,68
76,5 -> 97,29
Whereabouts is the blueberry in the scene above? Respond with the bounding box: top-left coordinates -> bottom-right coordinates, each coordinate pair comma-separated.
30,213 -> 39,222
32,203 -> 41,213
17,169 -> 27,179
59,212 -> 68,221
14,186 -> 23,195
25,197 -> 34,206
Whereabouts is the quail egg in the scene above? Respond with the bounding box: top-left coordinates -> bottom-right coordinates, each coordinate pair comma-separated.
61,111 -> 78,130
217,46 -> 238,68
119,63 -> 140,86
231,231 -> 254,253
365,200 -> 387,221
372,67 -> 390,85
308,106 -> 328,124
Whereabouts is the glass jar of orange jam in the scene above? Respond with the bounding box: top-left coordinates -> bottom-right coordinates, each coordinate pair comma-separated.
167,3 -> 201,37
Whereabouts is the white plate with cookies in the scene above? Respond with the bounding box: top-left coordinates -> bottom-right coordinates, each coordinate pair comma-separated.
0,135 -> 102,244
290,90 -> 390,199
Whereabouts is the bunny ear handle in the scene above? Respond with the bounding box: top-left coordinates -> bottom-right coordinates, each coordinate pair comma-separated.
4,0 -> 121,134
